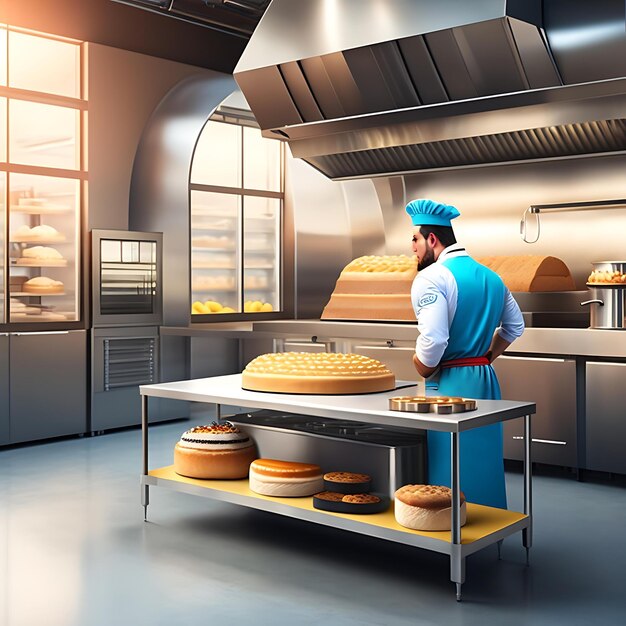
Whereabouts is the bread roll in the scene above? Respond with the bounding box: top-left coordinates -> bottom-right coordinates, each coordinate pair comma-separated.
394,484 -> 467,531
477,255 -> 575,292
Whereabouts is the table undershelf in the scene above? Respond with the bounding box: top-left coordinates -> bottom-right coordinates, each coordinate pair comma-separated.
146,465 -> 528,556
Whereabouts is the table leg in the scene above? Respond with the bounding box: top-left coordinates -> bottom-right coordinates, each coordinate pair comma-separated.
450,431 -> 465,601
141,393 -> 149,522
216,403 -> 222,423
523,414 -> 532,565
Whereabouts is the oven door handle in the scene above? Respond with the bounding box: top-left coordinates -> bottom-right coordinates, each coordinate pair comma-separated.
581,299 -> 604,306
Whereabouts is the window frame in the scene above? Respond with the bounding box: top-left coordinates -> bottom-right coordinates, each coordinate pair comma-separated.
189,114 -> 286,321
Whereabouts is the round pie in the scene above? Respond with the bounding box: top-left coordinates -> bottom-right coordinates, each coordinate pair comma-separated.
241,352 -> 395,395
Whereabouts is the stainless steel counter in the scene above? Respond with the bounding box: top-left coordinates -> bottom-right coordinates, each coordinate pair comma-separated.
139,373 -> 535,599
161,320 -> 626,358
140,374 -> 534,433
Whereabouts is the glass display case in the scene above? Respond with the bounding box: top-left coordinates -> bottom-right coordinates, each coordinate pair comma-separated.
190,118 -> 283,319
1,26 -> 85,329
0,172 -> 5,324
7,173 -> 80,324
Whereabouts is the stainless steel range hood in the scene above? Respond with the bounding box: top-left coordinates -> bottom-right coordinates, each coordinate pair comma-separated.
234,0 -> 626,179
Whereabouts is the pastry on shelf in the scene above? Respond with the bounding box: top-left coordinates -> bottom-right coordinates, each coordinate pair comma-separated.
15,246 -> 67,266
191,300 -> 236,314
11,224 -> 65,243
313,491 -> 388,514
244,300 -> 273,313
192,275 -> 236,291
191,235 -> 234,249
244,276 -> 269,289
22,276 -> 64,294
249,459 -> 324,497
394,484 -> 467,531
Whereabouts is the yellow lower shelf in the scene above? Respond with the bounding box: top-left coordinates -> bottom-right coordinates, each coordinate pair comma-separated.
149,466 -> 527,545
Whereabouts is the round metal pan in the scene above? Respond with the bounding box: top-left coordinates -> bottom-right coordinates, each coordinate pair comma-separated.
389,396 -> 477,414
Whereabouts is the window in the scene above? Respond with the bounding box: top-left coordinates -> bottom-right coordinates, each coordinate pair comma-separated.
0,25 -> 85,325
189,112 -> 284,317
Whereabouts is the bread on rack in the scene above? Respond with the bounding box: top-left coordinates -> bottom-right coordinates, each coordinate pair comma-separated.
16,246 -> 66,266
476,255 -> 575,292
11,224 -> 65,243
249,458 -> 324,497
174,422 -> 257,479
241,352 -> 396,395
394,484 -> 467,531
22,276 -> 64,294
322,255 -> 417,321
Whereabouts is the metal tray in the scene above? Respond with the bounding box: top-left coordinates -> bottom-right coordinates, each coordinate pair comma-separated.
389,396 -> 477,414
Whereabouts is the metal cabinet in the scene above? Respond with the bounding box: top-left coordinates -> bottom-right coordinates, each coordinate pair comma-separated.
493,356 -> 577,467
9,330 -> 87,444
585,362 -> 626,474
0,334 -> 9,445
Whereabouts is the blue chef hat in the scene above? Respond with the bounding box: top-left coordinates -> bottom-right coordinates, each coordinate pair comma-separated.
405,198 -> 460,227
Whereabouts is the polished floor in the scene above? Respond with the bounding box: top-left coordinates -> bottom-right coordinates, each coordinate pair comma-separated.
1,419 -> 625,626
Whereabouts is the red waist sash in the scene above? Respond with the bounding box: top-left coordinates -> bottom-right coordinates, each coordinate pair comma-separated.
440,356 -> 490,369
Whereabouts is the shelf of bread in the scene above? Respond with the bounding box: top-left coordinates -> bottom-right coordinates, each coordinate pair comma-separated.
10,224 -> 66,244
13,246 -> 68,267
192,237 -> 236,250
148,465 -> 527,545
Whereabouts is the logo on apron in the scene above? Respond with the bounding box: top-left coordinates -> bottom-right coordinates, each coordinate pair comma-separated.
418,293 -> 438,307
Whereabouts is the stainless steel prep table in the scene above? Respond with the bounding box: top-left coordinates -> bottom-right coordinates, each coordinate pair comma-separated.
140,374 -> 535,601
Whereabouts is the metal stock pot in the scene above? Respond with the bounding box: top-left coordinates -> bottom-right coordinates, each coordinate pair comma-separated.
581,262 -> 626,329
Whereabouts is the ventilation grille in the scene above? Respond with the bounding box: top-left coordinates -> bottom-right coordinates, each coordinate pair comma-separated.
103,337 -> 157,391
305,119 -> 626,178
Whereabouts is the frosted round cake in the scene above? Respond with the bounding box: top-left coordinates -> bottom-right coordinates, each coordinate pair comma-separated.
174,422 -> 256,479
241,352 -> 396,394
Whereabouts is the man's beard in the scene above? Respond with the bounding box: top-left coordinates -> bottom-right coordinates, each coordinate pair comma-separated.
418,244 -> 436,271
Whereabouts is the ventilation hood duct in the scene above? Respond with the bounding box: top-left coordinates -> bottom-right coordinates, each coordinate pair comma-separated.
234,0 -> 626,179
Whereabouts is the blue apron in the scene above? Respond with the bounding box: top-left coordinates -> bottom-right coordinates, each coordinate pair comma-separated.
426,255 -> 508,509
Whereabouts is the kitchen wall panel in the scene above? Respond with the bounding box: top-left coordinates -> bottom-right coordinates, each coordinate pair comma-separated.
399,154 -> 626,287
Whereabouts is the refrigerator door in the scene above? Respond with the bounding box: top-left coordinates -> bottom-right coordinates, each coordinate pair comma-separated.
9,330 -> 87,443
0,334 -> 9,445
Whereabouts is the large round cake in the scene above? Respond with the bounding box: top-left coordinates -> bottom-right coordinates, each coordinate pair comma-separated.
173,422 -> 256,479
241,352 -> 396,394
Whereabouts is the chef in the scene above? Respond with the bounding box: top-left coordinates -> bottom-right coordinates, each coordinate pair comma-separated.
407,198 -> 524,509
